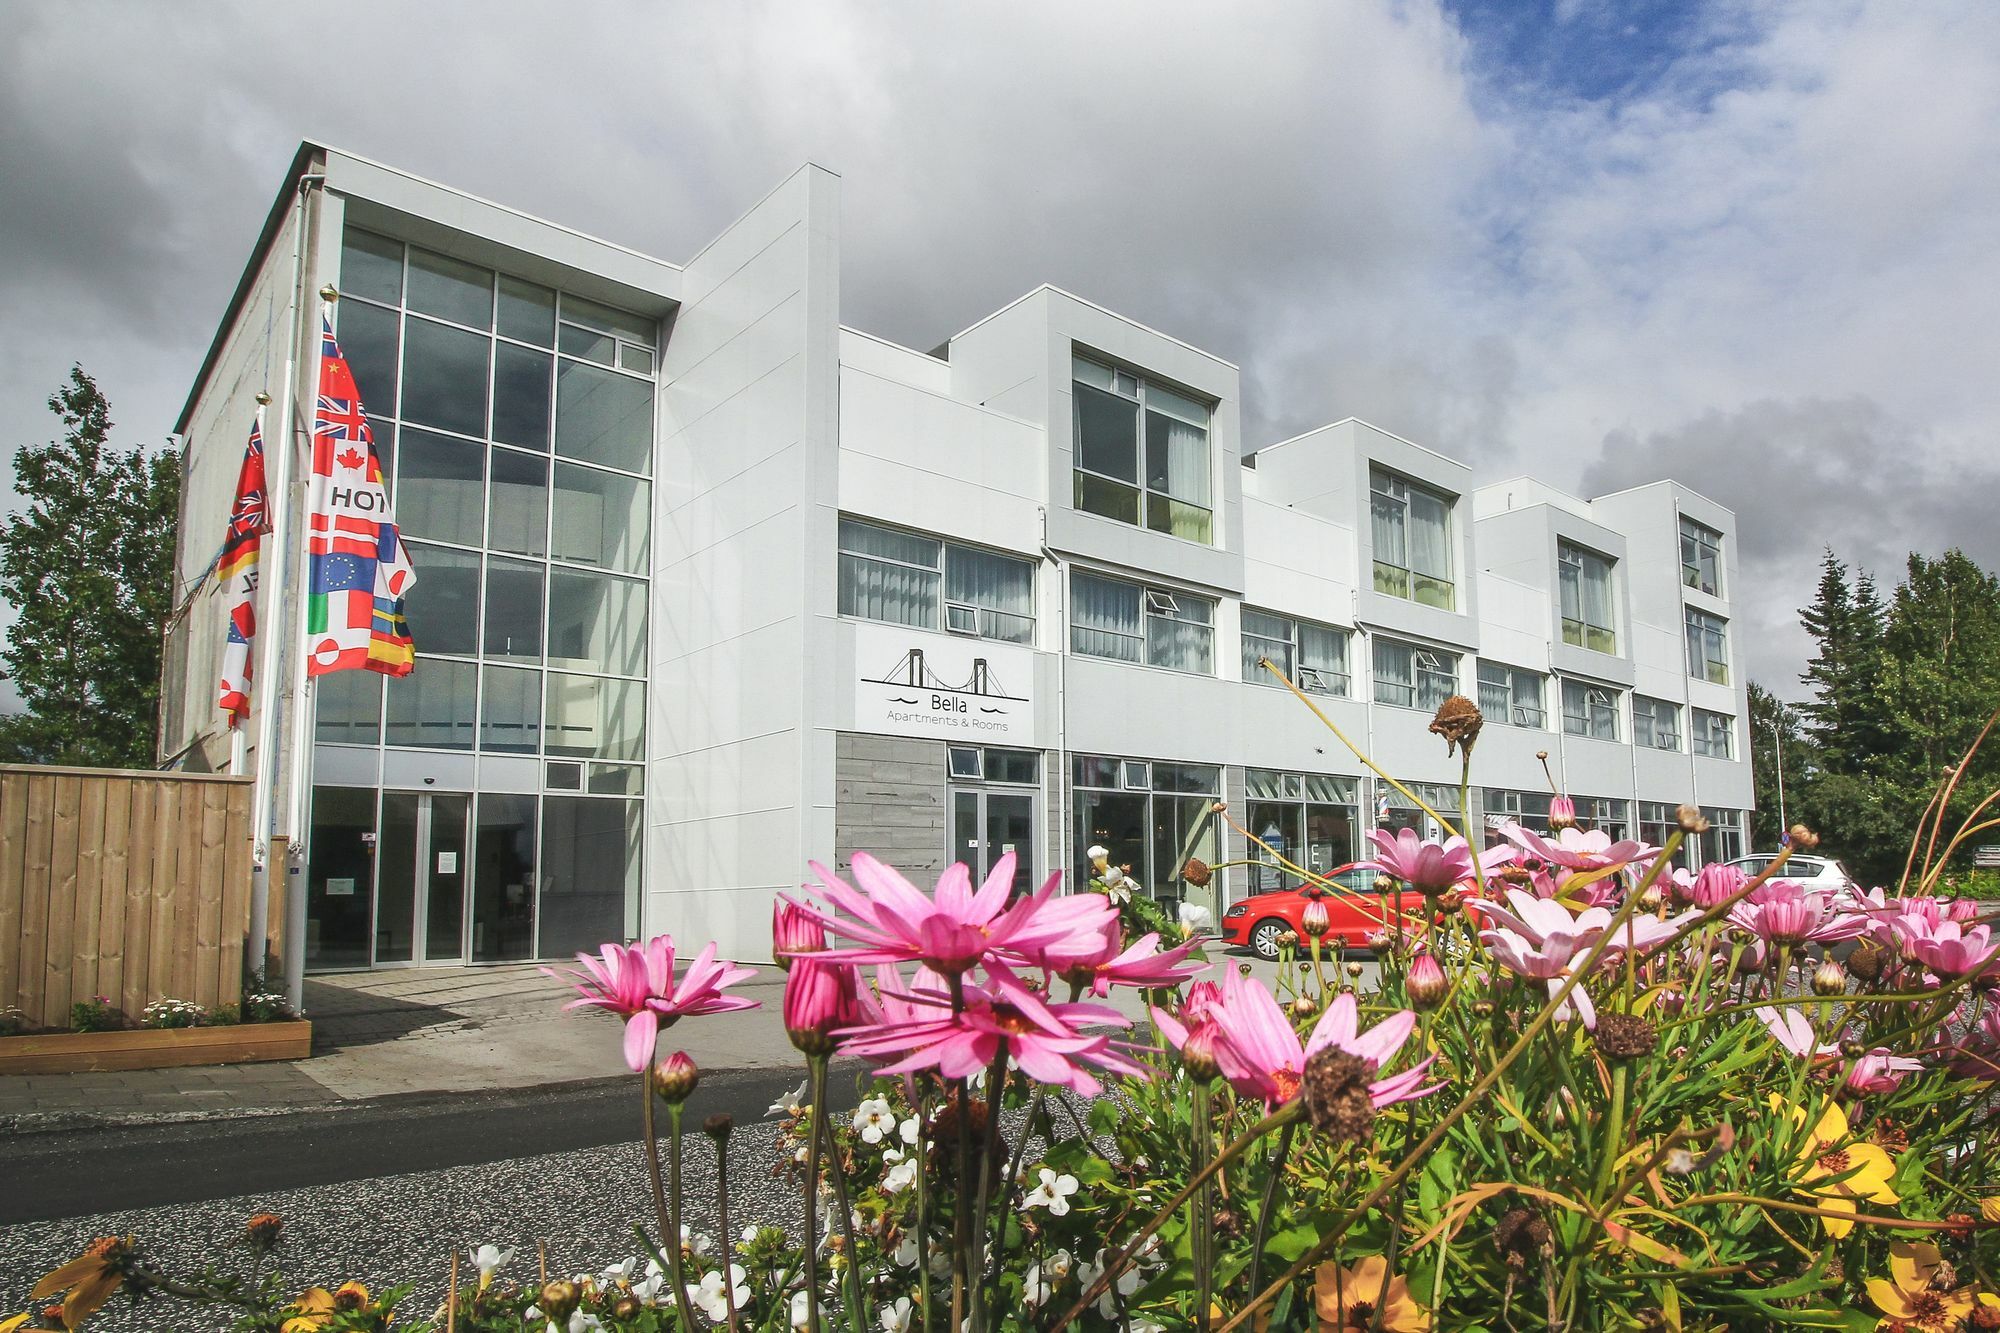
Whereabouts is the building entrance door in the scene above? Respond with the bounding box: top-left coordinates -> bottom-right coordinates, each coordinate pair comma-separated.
373,792 -> 471,965
950,788 -> 1035,895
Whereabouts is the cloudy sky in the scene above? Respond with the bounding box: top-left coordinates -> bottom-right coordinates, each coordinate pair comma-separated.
3,0 -> 1997,703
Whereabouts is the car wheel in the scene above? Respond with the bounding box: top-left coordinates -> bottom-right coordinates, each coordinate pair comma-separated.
1250,919 -> 1289,962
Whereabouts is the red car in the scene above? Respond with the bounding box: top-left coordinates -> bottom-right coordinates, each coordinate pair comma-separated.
1220,873 -> 1426,959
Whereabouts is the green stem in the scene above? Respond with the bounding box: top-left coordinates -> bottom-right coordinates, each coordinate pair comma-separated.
814,1057 -> 869,1333
664,1100 -> 703,1333
947,975 -> 973,1333
1192,1079 -> 1215,1333
914,1085 -> 934,1333
713,1123 -> 741,1333
971,1048 -> 1010,1325
1246,1120 -> 1299,1308
804,1061 -> 827,1333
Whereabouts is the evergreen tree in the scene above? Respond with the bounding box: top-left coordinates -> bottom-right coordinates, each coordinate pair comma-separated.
0,368 -> 181,767
1746,681 -> 1809,849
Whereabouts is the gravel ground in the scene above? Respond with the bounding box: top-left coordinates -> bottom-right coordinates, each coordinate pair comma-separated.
0,1123 -> 807,1333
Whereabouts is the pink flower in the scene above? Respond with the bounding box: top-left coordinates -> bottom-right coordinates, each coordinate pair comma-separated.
1031,920 -> 1208,996
1162,968 -> 1437,1110
783,957 -> 868,1053
1548,795 -> 1577,827
1603,909 -> 1705,958
796,852 -> 1117,976
1755,1005 -> 1838,1060
1470,889 -> 1611,1027
1361,828 -> 1475,894
1948,1007 -> 2000,1081
836,963 -> 1143,1096
771,899 -> 825,968
1843,1047 -> 1923,1095
1500,824 -> 1659,875
1727,881 -> 1866,947
1684,862 -> 1747,910
1902,919 -> 1999,980
544,936 -> 761,1071
1181,979 -> 1224,1024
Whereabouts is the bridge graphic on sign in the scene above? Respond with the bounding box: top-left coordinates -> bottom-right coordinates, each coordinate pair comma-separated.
865,648 -> 1025,713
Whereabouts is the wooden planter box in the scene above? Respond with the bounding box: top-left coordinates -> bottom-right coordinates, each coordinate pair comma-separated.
0,1021 -> 312,1074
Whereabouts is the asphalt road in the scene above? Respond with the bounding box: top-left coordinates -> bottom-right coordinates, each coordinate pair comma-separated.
0,1063 -> 828,1227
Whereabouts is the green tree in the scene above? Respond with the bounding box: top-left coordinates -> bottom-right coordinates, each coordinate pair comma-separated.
1796,549 -> 1886,774
1746,681 -> 1808,849
0,368 -> 181,767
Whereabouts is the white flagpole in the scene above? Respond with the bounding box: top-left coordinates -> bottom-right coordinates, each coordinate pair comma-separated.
247,182 -> 312,986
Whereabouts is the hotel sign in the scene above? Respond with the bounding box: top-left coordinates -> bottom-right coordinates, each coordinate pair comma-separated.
852,623 -> 1035,744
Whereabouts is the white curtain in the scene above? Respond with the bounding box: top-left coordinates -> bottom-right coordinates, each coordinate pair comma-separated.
1409,491 -> 1451,579
946,547 -> 1033,642
1070,573 -> 1143,662
1371,492 -> 1406,568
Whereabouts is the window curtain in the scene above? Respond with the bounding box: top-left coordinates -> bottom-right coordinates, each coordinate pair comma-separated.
1371,492 -> 1406,568
946,547 -> 1033,642
840,554 -> 939,629
1071,573 -> 1142,662
1146,413 -> 1211,506
1147,602 -> 1213,674
1374,640 -> 1414,705
1408,491 -> 1451,578
1300,624 -> 1346,679
1581,556 -> 1614,631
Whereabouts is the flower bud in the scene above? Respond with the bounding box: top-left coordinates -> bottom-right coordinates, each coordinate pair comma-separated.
1291,994 -> 1319,1019
1276,930 -> 1300,950
539,1281 -> 580,1318
1472,1000 -> 1496,1019
1839,1040 -> 1867,1060
1688,863 -> 1746,910
1637,883 -> 1664,913
771,899 -> 826,971
785,957 -> 862,1056
653,1050 -> 700,1104
612,1297 -> 642,1320
1301,898 -> 1331,937
1812,959 -> 1847,996
1181,1022 -> 1222,1081
1406,953 -> 1448,1010
1548,796 -> 1578,832
1345,961 -> 1365,979
1676,804 -> 1709,834
1374,875 -> 1399,896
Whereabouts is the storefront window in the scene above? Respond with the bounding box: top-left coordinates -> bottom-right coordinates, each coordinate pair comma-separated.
1244,769 -> 1359,895
1072,755 -> 1220,904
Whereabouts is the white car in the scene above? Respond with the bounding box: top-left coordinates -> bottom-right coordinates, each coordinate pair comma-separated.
1722,852 -> 1855,892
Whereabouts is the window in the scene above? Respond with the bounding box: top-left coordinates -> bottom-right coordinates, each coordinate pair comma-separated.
1558,542 -> 1618,654
1680,517 -> 1722,595
1073,755 -> 1220,901
1377,780 -> 1462,839
1242,610 -> 1350,695
1574,796 -> 1631,842
1701,807 -> 1744,864
1071,355 -> 1212,542
1693,708 -> 1735,759
837,518 -> 1035,644
1561,679 -> 1621,741
1070,571 -> 1214,674
1633,696 -> 1682,751
1373,638 -> 1459,711
1483,788 -> 1553,845
1476,662 -> 1546,728
1369,469 -> 1455,609
948,747 -> 1039,784
1685,609 -> 1730,684
1244,770 -> 1360,894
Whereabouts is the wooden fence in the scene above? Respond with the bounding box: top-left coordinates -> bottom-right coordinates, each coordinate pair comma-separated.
0,765 -> 254,1030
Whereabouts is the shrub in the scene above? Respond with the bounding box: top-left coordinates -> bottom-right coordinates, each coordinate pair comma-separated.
67,995 -> 120,1033
239,989 -> 298,1023
0,1005 -> 26,1038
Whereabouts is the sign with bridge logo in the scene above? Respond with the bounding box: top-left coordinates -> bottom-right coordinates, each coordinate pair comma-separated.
852,623 -> 1035,744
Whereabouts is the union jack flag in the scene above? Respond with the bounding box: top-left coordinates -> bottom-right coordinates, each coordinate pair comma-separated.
306,311 -> 415,678
217,419 -> 270,724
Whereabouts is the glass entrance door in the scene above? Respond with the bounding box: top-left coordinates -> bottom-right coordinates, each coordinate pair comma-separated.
374,791 -> 470,965
951,788 -> 1036,895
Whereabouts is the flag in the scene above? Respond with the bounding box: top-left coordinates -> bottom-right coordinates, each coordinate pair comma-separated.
306,311 -> 416,677
216,418 -> 270,724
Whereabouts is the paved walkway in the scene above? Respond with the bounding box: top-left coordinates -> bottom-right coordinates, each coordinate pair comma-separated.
0,961 -> 796,1130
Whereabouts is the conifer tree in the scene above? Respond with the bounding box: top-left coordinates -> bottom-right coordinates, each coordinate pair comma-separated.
0,368 -> 181,766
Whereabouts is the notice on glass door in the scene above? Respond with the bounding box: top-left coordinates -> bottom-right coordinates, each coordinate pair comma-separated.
437,852 -> 458,874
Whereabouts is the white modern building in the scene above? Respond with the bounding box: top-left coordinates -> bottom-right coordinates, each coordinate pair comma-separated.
159,144 -> 1754,971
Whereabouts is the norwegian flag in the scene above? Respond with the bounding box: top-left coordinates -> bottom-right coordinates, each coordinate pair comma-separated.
216,419 -> 269,724
306,311 -> 416,677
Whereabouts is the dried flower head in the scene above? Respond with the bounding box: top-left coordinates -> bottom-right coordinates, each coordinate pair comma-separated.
703,1112 -> 734,1139
1788,824 -> 1821,851
1593,1013 -> 1657,1061
1182,857 -> 1213,888
1847,940 -> 1888,983
1493,1207 -> 1550,1268
245,1213 -> 284,1248
1301,1049 -> 1379,1143
1428,694 -> 1484,756
1676,804 -> 1709,834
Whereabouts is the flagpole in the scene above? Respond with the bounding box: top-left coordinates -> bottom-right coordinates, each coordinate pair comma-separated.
247,180 -> 313,986
226,393 -> 271,785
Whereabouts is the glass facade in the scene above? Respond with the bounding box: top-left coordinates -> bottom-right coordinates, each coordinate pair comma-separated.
304,227 -> 653,968
1072,755 -> 1221,905
1244,769 -> 1359,895
1071,354 -> 1213,542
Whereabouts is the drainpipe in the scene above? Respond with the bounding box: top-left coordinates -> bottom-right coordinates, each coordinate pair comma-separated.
1039,507 -> 1071,894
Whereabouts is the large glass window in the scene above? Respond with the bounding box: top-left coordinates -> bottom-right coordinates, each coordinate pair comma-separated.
383,658 -> 476,750
334,299 -> 400,419
1069,571 -> 1213,674
492,344 -> 553,451
548,568 -> 648,677
1701,807 -> 1745,863
1242,610 -> 1349,695
1370,469 -> 1455,609
1558,542 -> 1618,654
402,317 -> 489,439
484,557 -> 545,662
1476,661 -> 1546,728
480,665 -> 542,754
540,796 -> 642,956
553,464 -> 649,574
545,673 -> 645,762
1245,769 -> 1359,895
1680,516 -> 1722,595
1072,755 -> 1221,902
396,429 -> 485,549
1634,695 -> 1682,751
315,672 -> 382,746
1071,355 -> 1212,543
1373,637 -> 1458,711
488,448 -> 549,558
471,794 -> 536,962
1377,780 -> 1463,840
1561,679 -> 1621,741
1685,609 -> 1730,684
1575,796 -> 1631,842
836,518 -> 1034,644
402,542 -> 480,658
1692,708 -> 1735,759
555,360 -> 653,474
1482,788 -> 1553,848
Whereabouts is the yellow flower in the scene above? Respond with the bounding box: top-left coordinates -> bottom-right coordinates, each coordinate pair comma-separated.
1314,1254 -> 1432,1332
0,1314 -> 30,1333
1865,1241 -> 1998,1331
29,1236 -> 131,1329
1770,1094 -> 1899,1237
280,1282 -> 371,1332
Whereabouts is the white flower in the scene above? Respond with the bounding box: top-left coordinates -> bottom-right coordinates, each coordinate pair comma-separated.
1130,1320 -> 1167,1333
883,1155 -> 919,1194
1078,1250 -> 1142,1318
1022,1249 -> 1073,1308
688,1265 -> 750,1322
893,1233 -> 921,1268
680,1223 -> 714,1256
790,1289 -> 813,1329
469,1244 -> 514,1287
769,1079 -> 809,1116
1178,901 -> 1214,934
852,1096 -> 898,1144
1022,1167 -> 1080,1216
568,1315 -> 605,1333
597,1256 -> 636,1284
740,1224 -> 760,1244
900,1115 -> 921,1146
879,1296 -> 914,1332
631,1269 -> 667,1303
